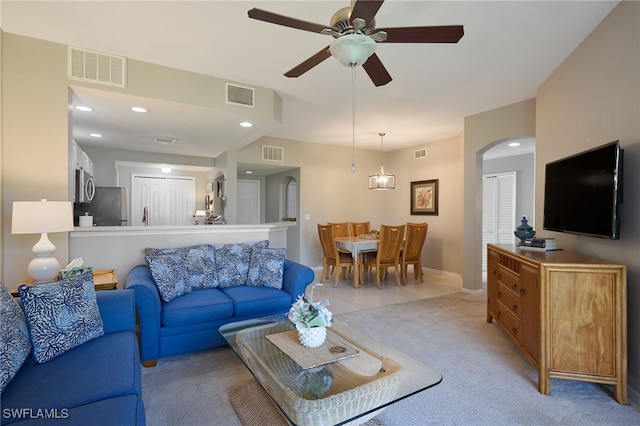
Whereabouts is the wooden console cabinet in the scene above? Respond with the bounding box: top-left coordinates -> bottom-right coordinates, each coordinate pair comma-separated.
486,244 -> 627,404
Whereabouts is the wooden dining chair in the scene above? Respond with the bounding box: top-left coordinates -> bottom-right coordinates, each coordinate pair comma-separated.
328,222 -> 352,238
350,221 -> 371,237
363,224 -> 405,289
317,224 -> 355,287
401,222 -> 428,285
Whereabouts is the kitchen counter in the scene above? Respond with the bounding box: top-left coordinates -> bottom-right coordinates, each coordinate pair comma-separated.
70,223 -> 295,287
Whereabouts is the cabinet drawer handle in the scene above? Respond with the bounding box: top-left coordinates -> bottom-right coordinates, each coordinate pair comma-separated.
511,327 -> 517,334
512,283 -> 517,290
512,304 -> 518,312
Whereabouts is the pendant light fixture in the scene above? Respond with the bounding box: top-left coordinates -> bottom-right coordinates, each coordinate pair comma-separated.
368,133 -> 396,190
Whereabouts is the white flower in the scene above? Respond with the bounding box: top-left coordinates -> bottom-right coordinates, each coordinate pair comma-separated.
288,283 -> 332,328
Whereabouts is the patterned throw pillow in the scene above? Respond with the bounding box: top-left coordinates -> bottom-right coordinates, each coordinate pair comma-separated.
216,241 -> 269,288
180,245 -> 218,290
0,283 -> 31,392
145,253 -> 191,302
247,247 -> 286,289
145,245 -> 218,290
19,272 -> 104,364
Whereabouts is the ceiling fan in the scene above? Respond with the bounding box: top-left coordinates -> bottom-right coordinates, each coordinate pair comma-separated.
248,0 -> 464,86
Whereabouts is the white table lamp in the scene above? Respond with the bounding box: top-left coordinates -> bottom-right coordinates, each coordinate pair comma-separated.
12,199 -> 74,282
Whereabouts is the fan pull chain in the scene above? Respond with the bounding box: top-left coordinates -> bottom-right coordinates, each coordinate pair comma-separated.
351,64 -> 357,177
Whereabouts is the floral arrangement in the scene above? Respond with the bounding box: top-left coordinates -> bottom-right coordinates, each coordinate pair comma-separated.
288,283 -> 332,331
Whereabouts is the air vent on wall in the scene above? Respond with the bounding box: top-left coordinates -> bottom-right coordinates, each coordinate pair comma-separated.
226,83 -> 255,107
68,46 -> 126,87
262,145 -> 284,162
414,148 -> 428,159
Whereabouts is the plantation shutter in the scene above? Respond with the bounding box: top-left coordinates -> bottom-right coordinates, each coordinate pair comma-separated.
482,172 -> 516,270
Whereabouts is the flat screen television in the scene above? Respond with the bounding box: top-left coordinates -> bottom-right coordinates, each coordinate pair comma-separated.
543,140 -> 622,239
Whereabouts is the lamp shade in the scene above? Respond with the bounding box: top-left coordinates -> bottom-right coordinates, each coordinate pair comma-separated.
330,34 -> 376,67
12,200 -> 74,234
369,166 -> 396,190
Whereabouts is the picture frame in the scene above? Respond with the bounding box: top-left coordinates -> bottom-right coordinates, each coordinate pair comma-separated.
410,179 -> 439,215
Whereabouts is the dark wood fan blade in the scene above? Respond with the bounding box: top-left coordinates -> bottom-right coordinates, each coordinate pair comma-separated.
284,46 -> 332,78
248,8 -> 328,34
362,53 -> 392,87
350,0 -> 385,26
378,25 -> 464,43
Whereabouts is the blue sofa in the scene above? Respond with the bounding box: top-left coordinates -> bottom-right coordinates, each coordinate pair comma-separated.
1,290 -> 145,426
125,256 -> 314,366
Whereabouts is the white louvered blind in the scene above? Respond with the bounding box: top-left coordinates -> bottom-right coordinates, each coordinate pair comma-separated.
482,172 -> 516,270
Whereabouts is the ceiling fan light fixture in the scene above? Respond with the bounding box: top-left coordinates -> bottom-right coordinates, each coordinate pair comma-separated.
330,34 -> 376,67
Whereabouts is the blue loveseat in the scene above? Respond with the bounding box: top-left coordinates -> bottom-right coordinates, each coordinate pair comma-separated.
1,290 -> 145,426
124,242 -> 314,366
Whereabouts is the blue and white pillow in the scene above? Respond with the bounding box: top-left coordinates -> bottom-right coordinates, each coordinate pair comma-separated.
145,245 -> 218,290
0,283 -> 31,392
145,253 -> 191,302
247,247 -> 286,289
180,245 -> 218,290
216,241 -> 269,288
19,272 -> 104,364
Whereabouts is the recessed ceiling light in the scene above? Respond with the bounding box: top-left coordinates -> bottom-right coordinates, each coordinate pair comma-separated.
161,167 -> 172,173
75,106 -> 93,112
131,106 -> 147,113
245,170 -> 253,174
240,121 -> 253,128
89,133 -> 103,138
508,142 -> 521,147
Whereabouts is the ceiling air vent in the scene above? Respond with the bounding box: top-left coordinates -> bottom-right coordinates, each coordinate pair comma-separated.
226,83 -> 255,108
414,148 -> 428,160
68,46 -> 126,87
154,136 -> 177,145
262,145 -> 284,162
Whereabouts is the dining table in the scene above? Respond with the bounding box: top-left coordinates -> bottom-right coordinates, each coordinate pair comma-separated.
334,236 -> 379,288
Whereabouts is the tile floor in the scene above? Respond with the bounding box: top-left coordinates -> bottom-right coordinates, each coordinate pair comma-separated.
308,266 -> 463,315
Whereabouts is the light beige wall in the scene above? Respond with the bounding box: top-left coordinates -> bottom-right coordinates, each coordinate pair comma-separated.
2,34 -> 71,287
462,99 -> 536,291
536,1 -> 640,398
384,134 -> 464,273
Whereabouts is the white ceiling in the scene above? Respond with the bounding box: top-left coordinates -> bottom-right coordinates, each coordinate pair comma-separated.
1,1 -> 618,159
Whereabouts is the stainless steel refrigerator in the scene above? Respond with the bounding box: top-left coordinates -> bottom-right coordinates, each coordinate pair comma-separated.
75,187 -> 128,226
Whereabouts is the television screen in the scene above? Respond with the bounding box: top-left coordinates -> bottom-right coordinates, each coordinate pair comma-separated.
543,140 -> 622,239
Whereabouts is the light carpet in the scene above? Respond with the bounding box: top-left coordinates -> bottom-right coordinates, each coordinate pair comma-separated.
141,293 -> 640,425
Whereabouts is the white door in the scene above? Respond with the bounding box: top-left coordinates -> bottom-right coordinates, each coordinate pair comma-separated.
131,175 -> 195,226
237,180 -> 260,224
482,172 -> 516,270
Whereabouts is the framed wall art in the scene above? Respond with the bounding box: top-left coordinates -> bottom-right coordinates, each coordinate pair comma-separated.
410,179 -> 439,215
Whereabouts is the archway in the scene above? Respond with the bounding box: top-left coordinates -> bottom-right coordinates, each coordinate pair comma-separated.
478,137 -> 536,287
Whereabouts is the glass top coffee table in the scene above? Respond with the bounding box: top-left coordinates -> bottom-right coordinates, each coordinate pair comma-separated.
220,314 -> 442,426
